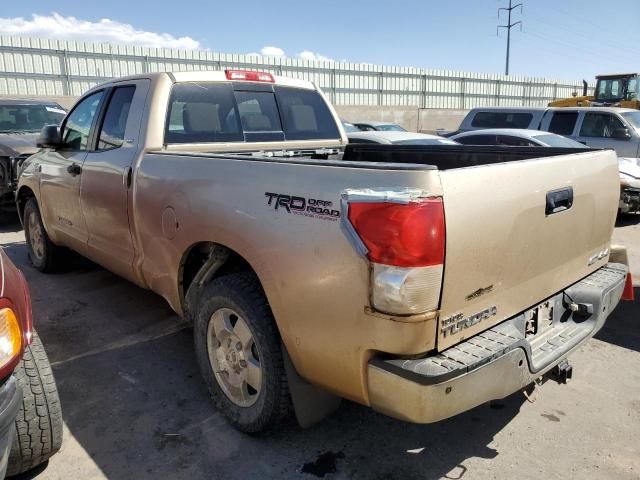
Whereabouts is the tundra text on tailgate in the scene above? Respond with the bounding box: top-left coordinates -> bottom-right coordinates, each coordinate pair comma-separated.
17,70 -> 634,432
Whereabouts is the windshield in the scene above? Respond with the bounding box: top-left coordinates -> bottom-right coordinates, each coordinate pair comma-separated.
596,77 -> 637,102
342,122 -> 359,132
621,112 -> 640,132
535,134 -> 585,148
0,104 -> 65,133
377,124 -> 406,132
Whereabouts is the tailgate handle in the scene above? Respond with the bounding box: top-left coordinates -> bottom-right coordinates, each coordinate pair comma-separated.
546,187 -> 573,215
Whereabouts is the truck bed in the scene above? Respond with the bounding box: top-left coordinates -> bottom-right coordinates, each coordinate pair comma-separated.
342,143 -> 596,169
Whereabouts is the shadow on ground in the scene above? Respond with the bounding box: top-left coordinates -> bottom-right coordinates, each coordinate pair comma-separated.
2,234 -> 528,480
616,213 -> 640,227
594,287 -> 640,354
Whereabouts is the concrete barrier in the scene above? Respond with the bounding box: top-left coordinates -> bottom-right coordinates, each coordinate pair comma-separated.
334,106 -> 420,132
418,109 -> 468,134
334,105 -> 467,134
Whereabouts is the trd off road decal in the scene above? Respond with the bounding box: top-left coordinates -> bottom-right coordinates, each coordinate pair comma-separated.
265,192 -> 340,221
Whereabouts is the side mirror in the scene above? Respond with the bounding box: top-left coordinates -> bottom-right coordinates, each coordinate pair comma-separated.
612,127 -> 632,140
37,125 -> 62,148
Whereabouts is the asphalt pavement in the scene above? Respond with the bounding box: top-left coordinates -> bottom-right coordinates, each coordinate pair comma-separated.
1,214 -> 638,480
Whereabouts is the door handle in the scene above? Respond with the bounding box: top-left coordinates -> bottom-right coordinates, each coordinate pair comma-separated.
124,167 -> 133,188
67,163 -> 82,176
546,187 -> 573,215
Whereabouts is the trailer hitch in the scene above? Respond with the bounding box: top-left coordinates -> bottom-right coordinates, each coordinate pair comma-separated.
550,359 -> 573,384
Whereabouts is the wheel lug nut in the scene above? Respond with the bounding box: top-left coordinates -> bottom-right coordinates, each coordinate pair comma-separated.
236,342 -> 242,350
239,360 -> 247,368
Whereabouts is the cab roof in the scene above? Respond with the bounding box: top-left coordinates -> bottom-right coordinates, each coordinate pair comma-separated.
94,71 -> 317,91
596,73 -> 639,79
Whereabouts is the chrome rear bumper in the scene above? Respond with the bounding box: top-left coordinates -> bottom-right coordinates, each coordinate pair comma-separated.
367,263 -> 628,423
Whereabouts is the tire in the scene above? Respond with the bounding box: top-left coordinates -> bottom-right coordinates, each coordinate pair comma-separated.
23,198 -> 63,273
193,272 -> 291,433
7,331 -> 63,476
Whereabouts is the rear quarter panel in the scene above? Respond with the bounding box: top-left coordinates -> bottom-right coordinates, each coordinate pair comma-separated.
133,153 -> 443,403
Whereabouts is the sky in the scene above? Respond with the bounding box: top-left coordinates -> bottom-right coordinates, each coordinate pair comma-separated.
0,0 -> 638,81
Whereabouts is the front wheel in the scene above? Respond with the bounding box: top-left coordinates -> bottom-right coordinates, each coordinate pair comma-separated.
193,272 -> 291,433
23,198 -> 63,273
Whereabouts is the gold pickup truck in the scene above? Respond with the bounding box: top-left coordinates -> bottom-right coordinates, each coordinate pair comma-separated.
16,70 -> 634,433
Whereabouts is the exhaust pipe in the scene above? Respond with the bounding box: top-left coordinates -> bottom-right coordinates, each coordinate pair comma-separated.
582,80 -> 588,97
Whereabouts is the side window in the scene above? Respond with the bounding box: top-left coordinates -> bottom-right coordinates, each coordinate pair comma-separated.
627,78 -> 638,100
97,86 -> 136,151
548,112 -> 578,136
61,91 -> 104,150
497,135 -> 537,147
455,134 -> 497,145
470,112 -> 533,129
579,113 -> 625,138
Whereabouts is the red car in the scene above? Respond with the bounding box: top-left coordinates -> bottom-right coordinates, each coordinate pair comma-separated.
0,248 -> 62,477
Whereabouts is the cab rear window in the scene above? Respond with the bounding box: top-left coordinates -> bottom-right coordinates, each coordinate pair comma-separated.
165,82 -> 339,144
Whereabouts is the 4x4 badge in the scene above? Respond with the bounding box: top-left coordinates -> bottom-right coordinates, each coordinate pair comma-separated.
465,285 -> 493,301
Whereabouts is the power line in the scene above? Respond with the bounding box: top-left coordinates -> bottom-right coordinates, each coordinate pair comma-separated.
497,0 -> 523,75
521,30 -> 630,68
517,32 -> 625,76
524,13 -> 637,61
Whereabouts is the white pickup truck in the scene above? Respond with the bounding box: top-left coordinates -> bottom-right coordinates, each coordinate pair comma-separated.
17,70 -> 634,432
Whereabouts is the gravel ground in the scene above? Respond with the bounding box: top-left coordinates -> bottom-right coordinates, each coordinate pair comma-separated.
1,214 -> 638,480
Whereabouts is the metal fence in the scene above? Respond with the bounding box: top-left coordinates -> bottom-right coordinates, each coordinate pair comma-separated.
0,35 -> 594,108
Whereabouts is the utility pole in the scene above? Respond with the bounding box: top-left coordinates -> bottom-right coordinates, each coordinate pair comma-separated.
498,0 -> 523,76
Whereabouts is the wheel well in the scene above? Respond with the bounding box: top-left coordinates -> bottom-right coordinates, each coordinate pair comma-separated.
179,242 -> 255,316
16,187 -> 35,221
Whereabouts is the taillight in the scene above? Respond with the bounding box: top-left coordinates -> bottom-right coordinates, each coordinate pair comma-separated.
622,272 -> 635,301
344,192 -> 445,315
0,307 -> 22,376
225,69 -> 275,83
348,199 -> 445,267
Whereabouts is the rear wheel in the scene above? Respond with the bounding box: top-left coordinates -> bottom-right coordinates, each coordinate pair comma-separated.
7,331 -> 63,476
23,198 -> 63,272
192,272 -> 291,433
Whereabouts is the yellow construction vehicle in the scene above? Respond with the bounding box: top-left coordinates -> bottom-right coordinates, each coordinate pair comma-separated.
549,73 -> 640,109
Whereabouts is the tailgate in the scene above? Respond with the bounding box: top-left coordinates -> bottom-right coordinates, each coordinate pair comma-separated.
437,150 -> 620,350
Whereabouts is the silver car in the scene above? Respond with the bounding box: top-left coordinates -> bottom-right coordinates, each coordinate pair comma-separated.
348,131 -> 459,145
451,129 -> 586,148
352,121 -> 407,132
